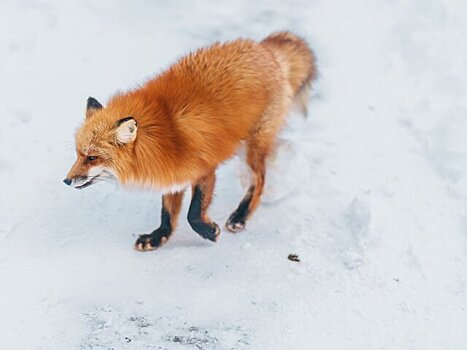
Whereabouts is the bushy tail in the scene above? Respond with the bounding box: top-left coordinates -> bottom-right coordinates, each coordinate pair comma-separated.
261,31 -> 317,116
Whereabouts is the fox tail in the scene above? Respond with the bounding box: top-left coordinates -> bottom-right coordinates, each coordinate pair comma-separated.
261,31 -> 317,116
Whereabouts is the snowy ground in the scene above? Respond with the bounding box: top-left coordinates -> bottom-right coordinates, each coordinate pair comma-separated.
1,0 -> 467,349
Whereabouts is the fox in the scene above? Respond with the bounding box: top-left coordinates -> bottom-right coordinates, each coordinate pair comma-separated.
64,31 -> 317,251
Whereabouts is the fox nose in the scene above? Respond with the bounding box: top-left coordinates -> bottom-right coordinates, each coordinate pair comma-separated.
63,178 -> 72,186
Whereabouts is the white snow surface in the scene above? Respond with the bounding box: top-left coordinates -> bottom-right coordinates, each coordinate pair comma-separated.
1,1 -> 467,349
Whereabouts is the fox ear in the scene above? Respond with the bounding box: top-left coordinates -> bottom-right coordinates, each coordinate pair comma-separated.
86,97 -> 103,119
115,117 -> 138,144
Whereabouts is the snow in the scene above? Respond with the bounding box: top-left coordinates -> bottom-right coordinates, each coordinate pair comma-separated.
1,0 -> 467,349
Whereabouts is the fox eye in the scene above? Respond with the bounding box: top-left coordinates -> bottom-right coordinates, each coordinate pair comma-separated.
87,156 -> 98,162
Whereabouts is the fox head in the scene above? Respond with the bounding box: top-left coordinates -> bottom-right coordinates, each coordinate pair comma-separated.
63,97 -> 138,189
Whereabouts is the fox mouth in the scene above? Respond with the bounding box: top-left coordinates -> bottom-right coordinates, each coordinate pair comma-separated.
75,178 -> 95,189
75,175 -> 99,190
73,169 -> 116,189
75,174 -> 100,189
65,168 -> 116,189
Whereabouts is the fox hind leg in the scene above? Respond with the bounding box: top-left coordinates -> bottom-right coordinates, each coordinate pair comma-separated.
187,171 -> 220,242
226,91 -> 288,233
226,138 -> 268,233
135,191 -> 185,251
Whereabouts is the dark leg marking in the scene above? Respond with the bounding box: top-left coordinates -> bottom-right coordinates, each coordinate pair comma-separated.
187,185 -> 220,242
135,206 -> 172,251
135,191 -> 184,251
226,186 -> 254,232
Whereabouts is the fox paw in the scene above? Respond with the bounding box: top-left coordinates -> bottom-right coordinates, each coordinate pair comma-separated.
201,222 -> 221,242
225,213 -> 246,233
197,222 -> 220,242
190,220 -> 220,242
225,221 -> 245,233
134,234 -> 169,252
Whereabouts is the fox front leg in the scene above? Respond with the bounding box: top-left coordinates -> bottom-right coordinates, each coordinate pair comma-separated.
135,191 -> 185,251
187,171 -> 220,242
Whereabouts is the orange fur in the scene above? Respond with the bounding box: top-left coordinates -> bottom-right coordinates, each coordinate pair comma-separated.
66,31 -> 317,242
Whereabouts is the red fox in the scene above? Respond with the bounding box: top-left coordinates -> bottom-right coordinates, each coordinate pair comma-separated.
64,31 -> 317,251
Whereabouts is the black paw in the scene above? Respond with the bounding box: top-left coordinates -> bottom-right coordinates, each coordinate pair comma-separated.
192,221 -> 220,242
134,233 -> 169,252
225,213 -> 246,233
204,222 -> 221,242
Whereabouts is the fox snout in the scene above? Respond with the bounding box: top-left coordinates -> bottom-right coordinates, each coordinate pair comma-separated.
63,173 -> 94,189
63,158 -> 93,189
64,160 -> 87,189
64,160 -> 116,189
63,175 -> 88,187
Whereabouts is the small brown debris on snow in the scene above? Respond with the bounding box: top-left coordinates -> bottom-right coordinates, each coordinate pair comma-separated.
288,254 -> 300,262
